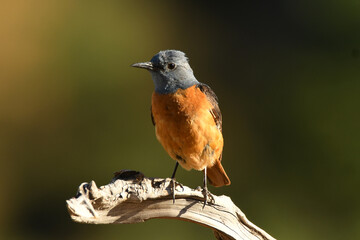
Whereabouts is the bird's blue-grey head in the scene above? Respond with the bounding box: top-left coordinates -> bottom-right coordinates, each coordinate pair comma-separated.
132,50 -> 199,94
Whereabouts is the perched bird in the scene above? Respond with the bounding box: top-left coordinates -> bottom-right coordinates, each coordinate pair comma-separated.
132,50 -> 230,204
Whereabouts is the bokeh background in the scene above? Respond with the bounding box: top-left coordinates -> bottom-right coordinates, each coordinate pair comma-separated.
1,0 -> 359,239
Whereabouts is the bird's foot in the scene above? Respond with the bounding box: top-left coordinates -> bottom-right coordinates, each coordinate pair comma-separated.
201,186 -> 214,208
170,178 -> 184,203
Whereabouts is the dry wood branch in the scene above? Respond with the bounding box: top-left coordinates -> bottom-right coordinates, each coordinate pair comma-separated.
66,170 -> 275,240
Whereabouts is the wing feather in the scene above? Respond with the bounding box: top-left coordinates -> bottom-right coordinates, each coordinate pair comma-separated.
196,83 -> 222,132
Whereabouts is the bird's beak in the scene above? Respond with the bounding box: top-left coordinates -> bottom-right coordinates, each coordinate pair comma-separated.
131,62 -> 153,70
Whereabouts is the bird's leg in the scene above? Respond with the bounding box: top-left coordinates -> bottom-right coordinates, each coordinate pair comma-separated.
171,162 -> 179,203
202,166 -> 208,208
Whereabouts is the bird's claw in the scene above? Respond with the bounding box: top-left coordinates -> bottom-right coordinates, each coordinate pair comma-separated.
170,178 -> 183,203
202,187 -> 214,208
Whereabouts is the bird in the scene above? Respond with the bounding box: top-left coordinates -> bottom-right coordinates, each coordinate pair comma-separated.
132,50 -> 230,205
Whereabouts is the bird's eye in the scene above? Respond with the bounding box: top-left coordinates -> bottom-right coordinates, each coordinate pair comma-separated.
167,63 -> 176,70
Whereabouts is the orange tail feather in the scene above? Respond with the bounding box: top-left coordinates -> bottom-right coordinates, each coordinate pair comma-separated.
207,160 -> 231,187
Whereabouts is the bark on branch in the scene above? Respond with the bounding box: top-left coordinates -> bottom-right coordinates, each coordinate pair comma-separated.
66,170 -> 275,240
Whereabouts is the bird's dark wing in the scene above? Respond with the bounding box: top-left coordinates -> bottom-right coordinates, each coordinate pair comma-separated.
150,106 -> 155,126
196,83 -> 222,132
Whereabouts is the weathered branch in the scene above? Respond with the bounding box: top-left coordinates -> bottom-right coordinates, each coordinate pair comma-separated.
66,170 -> 275,240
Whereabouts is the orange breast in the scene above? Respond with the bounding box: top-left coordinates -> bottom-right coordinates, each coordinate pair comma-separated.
151,85 -> 223,171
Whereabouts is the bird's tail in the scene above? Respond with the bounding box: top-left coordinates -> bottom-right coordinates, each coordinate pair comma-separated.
207,160 -> 231,187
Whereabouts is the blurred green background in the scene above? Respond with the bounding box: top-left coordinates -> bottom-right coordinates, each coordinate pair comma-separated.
1,0 -> 359,239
